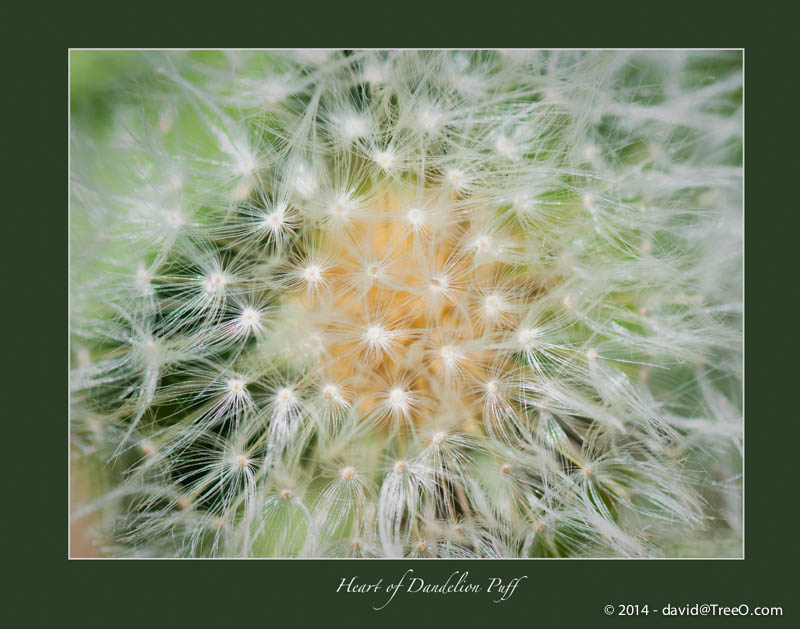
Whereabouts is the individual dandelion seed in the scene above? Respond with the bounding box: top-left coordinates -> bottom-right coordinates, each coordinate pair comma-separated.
436,344 -> 462,380
312,461 -> 375,545
363,324 -> 391,355
272,385 -> 300,419
238,307 -> 261,332
321,190 -> 367,231
302,264 -> 322,284
371,383 -> 422,429
161,369 -> 257,444
259,203 -> 297,247
226,378 -> 248,398
233,453 -> 252,470
445,168 -> 469,192
473,283 -> 518,331
405,207 -> 427,233
71,50 -> 742,559
372,148 -> 396,172
377,458 -> 438,556
352,312 -> 408,364
202,270 -> 228,297
465,228 -> 516,269
321,382 -> 348,408
281,249 -> 332,299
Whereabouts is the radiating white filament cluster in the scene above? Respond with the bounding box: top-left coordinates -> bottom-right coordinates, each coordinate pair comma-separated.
70,50 -> 743,560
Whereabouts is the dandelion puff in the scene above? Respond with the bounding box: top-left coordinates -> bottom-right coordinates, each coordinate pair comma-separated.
71,50 -> 742,558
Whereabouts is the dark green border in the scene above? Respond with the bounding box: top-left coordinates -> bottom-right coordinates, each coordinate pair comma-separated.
9,3 -> 795,626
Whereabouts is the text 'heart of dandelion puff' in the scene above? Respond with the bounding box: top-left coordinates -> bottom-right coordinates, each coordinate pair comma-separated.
70,50 -> 742,558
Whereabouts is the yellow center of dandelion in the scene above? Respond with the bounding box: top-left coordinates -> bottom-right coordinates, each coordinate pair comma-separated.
285,188 -> 542,433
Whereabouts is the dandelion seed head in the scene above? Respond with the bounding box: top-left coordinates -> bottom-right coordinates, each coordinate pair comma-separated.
407,208 -> 424,226
227,378 -> 247,395
429,275 -> 447,292
366,325 -> 385,343
236,156 -> 257,176
322,383 -> 338,398
483,294 -> 504,315
373,149 -> 395,171
330,196 -> 353,220
473,235 -> 491,252
142,338 -> 160,358
276,387 -> 296,405
264,206 -> 286,230
71,50 -> 742,559
239,308 -> 261,332
389,387 -> 407,407
303,264 -> 322,284
517,328 -> 536,347
203,271 -> 227,296
440,345 -> 456,362
446,168 -> 467,190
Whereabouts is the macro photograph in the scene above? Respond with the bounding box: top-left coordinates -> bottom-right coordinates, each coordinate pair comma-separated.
69,49 -> 743,559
